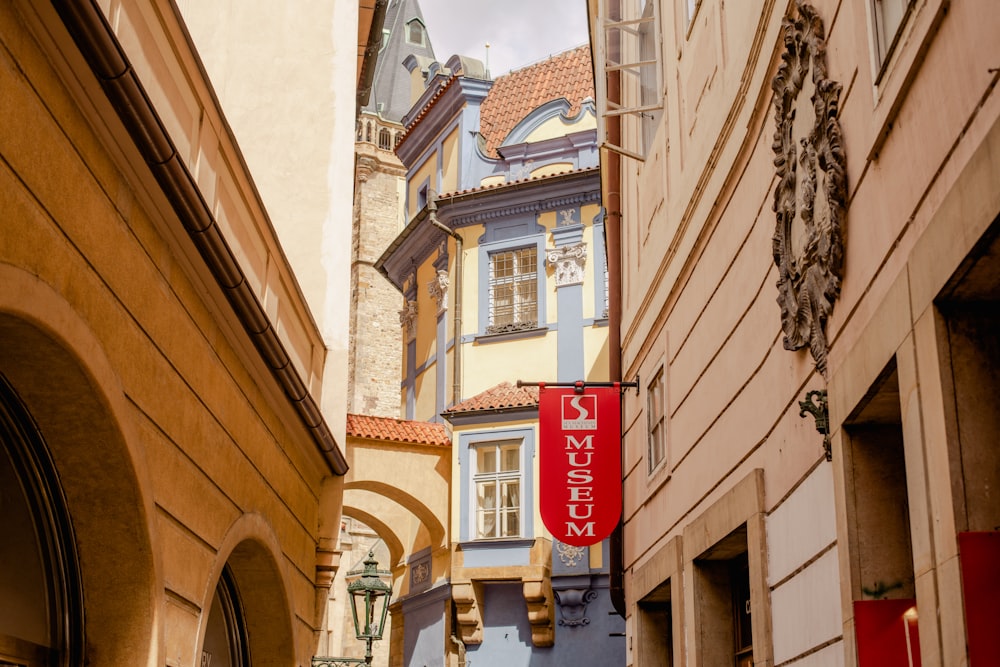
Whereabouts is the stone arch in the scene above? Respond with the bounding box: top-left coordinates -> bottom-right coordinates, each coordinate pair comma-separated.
0,266 -> 160,665
199,513 -> 295,667
341,505 -> 407,568
343,479 -> 445,548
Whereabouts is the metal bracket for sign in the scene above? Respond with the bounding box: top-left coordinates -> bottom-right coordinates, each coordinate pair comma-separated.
516,380 -> 640,395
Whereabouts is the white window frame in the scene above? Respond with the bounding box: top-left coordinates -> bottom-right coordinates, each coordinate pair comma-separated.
870,0 -> 916,77
595,0 -> 664,162
647,367 -> 666,474
486,246 -> 539,334
472,439 -> 523,539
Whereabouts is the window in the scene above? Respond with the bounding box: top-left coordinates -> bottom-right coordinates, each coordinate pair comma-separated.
872,0 -> 915,69
378,128 -> 392,150
595,0 -> 663,161
684,0 -> 700,29
647,367 -> 666,473
487,247 -> 538,334
407,20 -> 425,46
473,440 -> 522,538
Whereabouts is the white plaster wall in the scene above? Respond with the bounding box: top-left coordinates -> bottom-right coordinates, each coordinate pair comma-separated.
782,641 -> 845,667
770,543 -> 843,663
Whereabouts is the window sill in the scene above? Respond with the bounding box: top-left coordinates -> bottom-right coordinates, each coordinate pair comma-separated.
474,327 -> 549,344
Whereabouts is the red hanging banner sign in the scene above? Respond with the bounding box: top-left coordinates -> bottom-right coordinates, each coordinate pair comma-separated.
539,385 -> 622,546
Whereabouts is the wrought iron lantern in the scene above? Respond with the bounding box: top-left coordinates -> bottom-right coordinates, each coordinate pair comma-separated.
346,551 -> 392,665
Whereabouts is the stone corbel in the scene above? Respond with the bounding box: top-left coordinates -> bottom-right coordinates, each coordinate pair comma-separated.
554,587 -> 598,627
522,578 -> 555,647
427,270 -> 449,315
546,242 -> 587,287
452,581 -> 484,644
398,300 -> 418,342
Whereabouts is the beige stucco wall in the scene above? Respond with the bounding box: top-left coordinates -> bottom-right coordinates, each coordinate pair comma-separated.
1,1 -> 343,664
599,0 -> 1000,665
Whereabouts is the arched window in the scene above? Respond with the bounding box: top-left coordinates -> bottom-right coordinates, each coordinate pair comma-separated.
395,132 -> 403,148
0,374 -> 84,666
378,128 -> 392,150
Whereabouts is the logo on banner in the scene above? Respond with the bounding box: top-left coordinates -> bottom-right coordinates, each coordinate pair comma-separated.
539,386 -> 622,547
562,395 -> 596,430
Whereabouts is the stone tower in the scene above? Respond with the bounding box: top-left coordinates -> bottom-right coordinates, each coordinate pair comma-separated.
349,0 -> 435,417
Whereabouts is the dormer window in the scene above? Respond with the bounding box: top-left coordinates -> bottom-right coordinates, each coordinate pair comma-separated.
407,20 -> 425,46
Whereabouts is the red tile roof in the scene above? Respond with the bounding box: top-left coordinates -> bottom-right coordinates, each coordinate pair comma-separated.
439,165 -> 599,199
478,45 -> 595,158
346,413 -> 451,446
443,381 -> 539,416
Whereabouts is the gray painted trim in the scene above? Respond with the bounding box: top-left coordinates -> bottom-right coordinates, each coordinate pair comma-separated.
458,427 -> 536,541
443,408 -> 538,427
556,283 -> 584,382
399,581 -> 453,613
501,99 -> 596,148
468,326 -> 551,345
459,539 -> 534,567
405,339 -> 417,420
435,313 -> 446,415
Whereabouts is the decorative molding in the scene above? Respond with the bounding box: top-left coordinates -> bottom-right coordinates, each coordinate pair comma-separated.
771,1 -> 847,377
484,320 -> 538,336
554,588 -> 599,627
428,270 -> 449,315
556,541 -> 586,568
547,242 -> 587,287
453,191 -> 601,227
399,300 -> 418,342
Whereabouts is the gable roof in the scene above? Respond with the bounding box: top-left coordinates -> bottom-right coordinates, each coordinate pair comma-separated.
443,381 -> 539,417
346,413 -> 451,446
478,45 -> 594,159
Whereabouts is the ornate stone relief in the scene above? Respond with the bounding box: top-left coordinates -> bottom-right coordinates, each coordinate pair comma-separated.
554,588 -> 599,627
427,270 -> 449,315
556,541 -> 586,568
547,242 -> 587,287
771,1 -> 847,377
558,208 -> 578,226
398,300 -> 418,342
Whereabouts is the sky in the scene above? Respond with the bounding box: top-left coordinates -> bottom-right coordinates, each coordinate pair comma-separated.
417,0 -> 590,77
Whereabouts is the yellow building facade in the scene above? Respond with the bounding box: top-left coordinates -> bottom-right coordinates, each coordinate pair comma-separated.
378,46 -> 626,667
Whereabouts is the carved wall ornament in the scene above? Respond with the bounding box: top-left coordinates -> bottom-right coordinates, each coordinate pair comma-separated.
556,541 -> 586,568
398,300 -> 418,342
558,209 -> 578,226
546,242 -> 587,287
771,1 -> 847,377
427,269 -> 450,314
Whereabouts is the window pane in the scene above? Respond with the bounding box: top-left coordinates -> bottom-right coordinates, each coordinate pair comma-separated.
501,445 -> 519,472
478,448 -> 497,473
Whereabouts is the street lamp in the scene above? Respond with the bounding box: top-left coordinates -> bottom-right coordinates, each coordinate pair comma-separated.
347,551 -> 392,666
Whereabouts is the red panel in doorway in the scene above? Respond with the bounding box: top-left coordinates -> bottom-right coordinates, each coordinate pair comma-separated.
854,599 -> 920,667
958,531 -> 1000,665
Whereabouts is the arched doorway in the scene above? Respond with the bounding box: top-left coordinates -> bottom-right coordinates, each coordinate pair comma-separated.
0,373 -> 83,666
